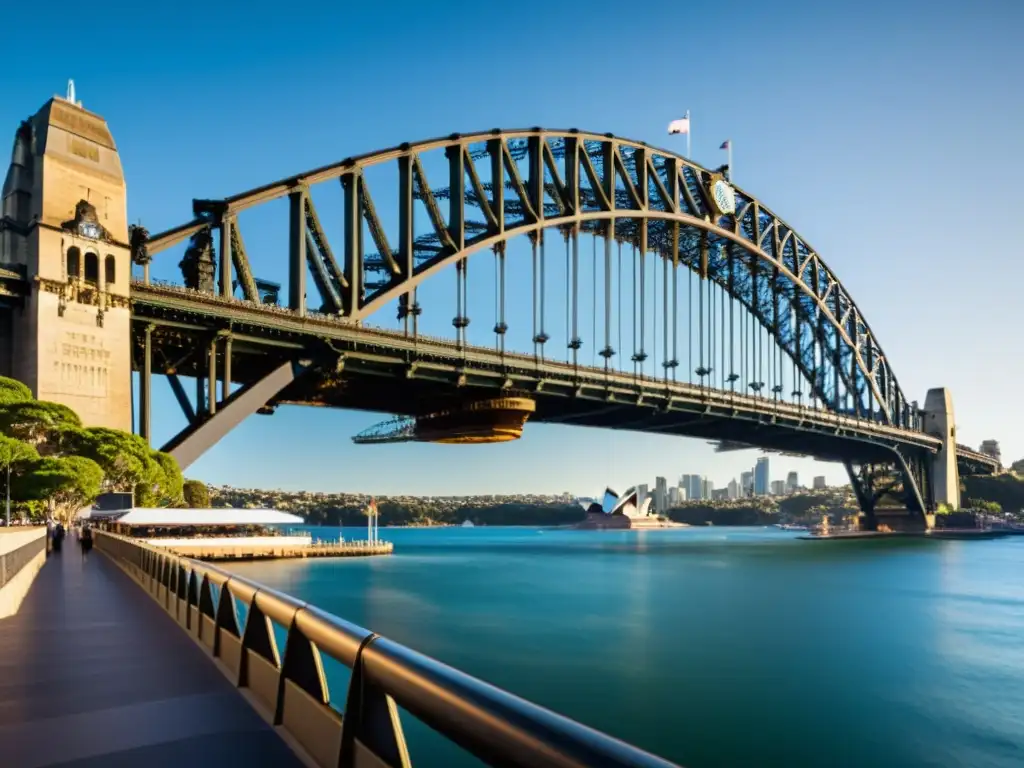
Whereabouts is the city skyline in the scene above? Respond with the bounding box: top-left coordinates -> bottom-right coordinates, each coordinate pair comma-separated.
1,0 -> 1019,496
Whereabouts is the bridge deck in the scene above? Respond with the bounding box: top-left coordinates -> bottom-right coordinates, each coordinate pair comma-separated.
0,540 -> 303,768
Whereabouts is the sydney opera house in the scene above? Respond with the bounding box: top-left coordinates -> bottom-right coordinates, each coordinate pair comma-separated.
575,487 -> 667,530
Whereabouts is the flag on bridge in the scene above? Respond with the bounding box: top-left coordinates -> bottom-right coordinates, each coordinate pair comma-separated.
719,140 -> 730,150
668,113 -> 690,135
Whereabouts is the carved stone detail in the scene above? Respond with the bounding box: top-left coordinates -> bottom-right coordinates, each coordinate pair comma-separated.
179,229 -> 216,293
37,277 -> 131,311
129,224 -> 150,265
61,199 -> 111,242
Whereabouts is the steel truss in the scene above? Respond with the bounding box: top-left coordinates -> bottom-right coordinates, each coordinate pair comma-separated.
135,321 -> 313,470
844,448 -> 933,526
142,129 -> 914,428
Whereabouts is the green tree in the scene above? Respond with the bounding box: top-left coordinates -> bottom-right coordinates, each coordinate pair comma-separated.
0,401 -> 82,448
0,377 -> 32,406
182,478 -> 209,508
65,427 -> 156,493
137,451 -> 183,507
0,434 -> 39,525
21,456 -> 104,527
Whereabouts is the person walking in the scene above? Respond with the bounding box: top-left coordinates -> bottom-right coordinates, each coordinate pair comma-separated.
80,525 -> 93,559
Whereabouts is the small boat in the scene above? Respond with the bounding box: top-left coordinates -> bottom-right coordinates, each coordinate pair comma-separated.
461,520 -> 475,528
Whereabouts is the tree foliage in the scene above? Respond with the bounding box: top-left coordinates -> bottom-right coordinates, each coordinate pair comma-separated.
138,451 -> 183,507
0,400 -> 82,448
182,479 -> 210,508
65,427 -> 155,493
20,456 -> 104,526
0,433 -> 39,476
0,378 -> 189,524
0,376 -> 32,406
1011,458 -> 1024,475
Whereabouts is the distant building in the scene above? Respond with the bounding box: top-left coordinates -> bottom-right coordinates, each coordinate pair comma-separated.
740,471 -> 753,497
668,486 -> 679,505
727,478 -> 739,499
682,474 -> 704,501
677,484 -> 688,502
770,480 -> 785,496
813,475 -> 827,490
654,477 -> 668,514
637,484 -> 649,510
980,440 -> 1001,463
754,457 -> 770,496
786,472 -> 799,493
702,478 -> 714,499
712,488 -> 729,501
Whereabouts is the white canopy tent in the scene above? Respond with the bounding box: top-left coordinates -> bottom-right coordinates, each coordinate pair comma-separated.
80,508 -> 304,527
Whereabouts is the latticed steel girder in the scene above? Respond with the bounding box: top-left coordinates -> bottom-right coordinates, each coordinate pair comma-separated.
144,129 -> 910,427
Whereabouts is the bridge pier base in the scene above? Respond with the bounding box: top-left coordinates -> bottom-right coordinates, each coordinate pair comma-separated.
922,388 -> 960,511
845,455 -> 932,532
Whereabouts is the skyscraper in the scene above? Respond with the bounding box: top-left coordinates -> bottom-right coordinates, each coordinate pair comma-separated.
786,471 -> 799,494
683,474 -> 703,501
813,476 -> 827,490
740,471 -> 753,497
655,476 -> 668,514
702,478 -> 714,499
754,457 -> 770,496
727,478 -> 739,499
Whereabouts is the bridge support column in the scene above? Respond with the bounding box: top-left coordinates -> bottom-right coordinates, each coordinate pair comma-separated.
207,337 -> 218,415
161,359 -> 310,470
923,387 -> 960,511
139,324 -> 152,444
221,334 -> 232,401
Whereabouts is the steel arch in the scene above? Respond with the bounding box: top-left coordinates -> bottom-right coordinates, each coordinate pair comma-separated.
144,129 -> 910,426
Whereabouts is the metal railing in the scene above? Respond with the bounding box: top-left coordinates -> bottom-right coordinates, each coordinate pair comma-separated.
95,530 -> 681,768
0,529 -> 47,590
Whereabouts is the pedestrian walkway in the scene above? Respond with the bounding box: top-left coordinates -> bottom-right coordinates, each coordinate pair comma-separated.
0,538 -> 304,767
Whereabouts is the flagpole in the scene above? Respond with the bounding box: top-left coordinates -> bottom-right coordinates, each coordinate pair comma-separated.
686,111 -> 691,159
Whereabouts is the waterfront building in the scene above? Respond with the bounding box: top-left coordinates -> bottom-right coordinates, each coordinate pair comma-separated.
96,508 -> 307,556
754,457 -> 770,496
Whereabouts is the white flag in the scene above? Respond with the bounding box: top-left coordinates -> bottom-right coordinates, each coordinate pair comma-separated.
668,117 -> 690,135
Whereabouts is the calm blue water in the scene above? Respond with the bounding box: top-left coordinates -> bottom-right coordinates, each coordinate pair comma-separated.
227,527 -> 1024,768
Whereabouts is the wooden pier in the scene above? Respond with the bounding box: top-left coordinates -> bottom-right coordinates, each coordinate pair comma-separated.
152,540 -> 394,562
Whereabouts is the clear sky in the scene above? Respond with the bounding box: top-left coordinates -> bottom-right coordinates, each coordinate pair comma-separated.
2,0 -> 1021,496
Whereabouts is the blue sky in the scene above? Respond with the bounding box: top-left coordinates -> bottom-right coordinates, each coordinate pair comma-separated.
2,0 -> 1021,496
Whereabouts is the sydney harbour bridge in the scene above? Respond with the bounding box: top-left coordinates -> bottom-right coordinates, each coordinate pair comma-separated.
0,99 -> 1001,532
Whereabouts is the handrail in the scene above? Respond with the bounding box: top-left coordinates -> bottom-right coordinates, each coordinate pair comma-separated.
95,530 -> 681,768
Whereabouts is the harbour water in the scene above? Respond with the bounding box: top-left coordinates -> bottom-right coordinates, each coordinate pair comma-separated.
227,526 -> 1024,768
